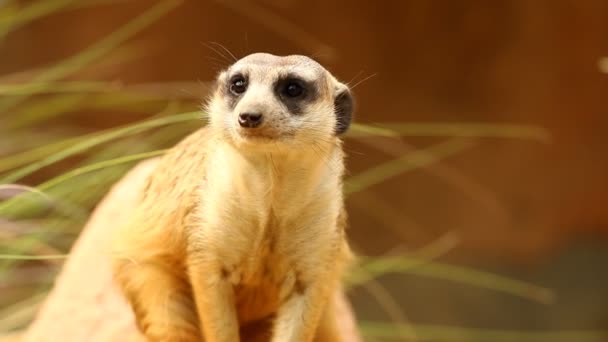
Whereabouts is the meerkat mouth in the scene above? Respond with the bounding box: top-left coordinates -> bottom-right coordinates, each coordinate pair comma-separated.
237,128 -> 286,142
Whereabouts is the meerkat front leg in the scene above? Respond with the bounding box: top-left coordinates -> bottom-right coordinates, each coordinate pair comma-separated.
113,259 -> 201,341
313,295 -> 344,342
188,260 -> 240,342
272,267 -> 341,342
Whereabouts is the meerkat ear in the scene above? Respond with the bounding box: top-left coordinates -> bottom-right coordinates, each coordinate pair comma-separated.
334,84 -> 354,135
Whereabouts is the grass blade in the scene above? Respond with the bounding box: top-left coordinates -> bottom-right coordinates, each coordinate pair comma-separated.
1,111 -> 200,183
359,322 -> 608,342
345,139 -> 475,195
0,0 -> 75,37
0,292 -> 47,332
349,256 -> 554,304
349,122 -> 551,142
0,254 -> 67,260
0,81 -> 118,96
37,149 -> 167,191
0,0 -> 182,112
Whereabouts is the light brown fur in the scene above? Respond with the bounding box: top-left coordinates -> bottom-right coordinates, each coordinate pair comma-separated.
112,53 -> 354,342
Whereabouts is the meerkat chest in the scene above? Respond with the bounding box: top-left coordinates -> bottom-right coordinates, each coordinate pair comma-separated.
232,233 -> 290,324
195,147 -> 342,321
210,205 -> 299,323
199,149 -> 335,257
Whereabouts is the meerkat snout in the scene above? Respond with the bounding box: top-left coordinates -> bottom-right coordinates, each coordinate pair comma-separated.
206,52 -> 354,147
238,112 -> 263,128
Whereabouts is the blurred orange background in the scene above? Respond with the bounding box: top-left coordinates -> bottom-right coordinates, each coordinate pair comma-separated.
2,0 -> 608,337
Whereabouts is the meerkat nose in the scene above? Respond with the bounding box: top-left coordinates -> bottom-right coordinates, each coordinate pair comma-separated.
238,112 -> 264,128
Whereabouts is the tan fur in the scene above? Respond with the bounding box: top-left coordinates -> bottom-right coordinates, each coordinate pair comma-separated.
112,53 -> 354,342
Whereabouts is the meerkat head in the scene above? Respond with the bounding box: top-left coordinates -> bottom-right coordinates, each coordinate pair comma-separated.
205,53 -> 354,150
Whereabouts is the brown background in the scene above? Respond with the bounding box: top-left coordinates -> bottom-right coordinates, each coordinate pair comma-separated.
2,0 -> 608,335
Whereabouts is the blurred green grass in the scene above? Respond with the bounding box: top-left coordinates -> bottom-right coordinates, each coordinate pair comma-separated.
0,1 -> 605,341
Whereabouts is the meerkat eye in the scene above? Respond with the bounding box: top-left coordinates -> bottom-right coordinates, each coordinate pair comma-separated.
282,81 -> 304,98
229,76 -> 247,95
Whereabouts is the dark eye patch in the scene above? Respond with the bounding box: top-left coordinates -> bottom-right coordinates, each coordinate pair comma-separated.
274,75 -> 317,115
281,79 -> 305,98
228,74 -> 247,95
224,73 -> 247,109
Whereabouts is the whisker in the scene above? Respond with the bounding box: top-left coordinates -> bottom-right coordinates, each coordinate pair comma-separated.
309,142 -> 331,171
177,87 -> 196,98
295,125 -> 364,157
309,50 -> 333,62
311,140 -> 342,175
204,54 -> 230,66
269,153 -> 279,178
350,72 -> 378,90
208,41 -> 238,62
201,42 -> 232,64
346,70 -> 364,87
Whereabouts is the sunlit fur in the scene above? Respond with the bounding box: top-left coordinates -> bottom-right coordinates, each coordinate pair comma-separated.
112,53 -> 354,342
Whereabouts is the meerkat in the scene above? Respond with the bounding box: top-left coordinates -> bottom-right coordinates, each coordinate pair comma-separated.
111,52 -> 355,342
